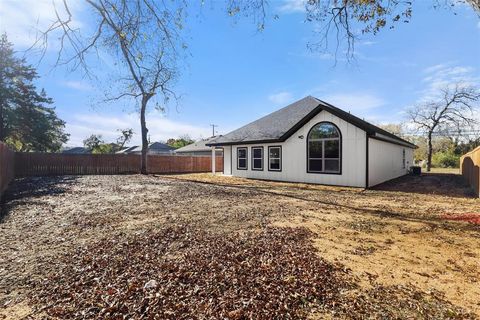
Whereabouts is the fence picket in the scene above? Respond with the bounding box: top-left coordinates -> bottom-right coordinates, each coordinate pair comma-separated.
13,153 -> 223,177
0,142 -> 15,200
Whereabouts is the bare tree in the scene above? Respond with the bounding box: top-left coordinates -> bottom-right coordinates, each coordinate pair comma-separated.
378,123 -> 404,137
407,83 -> 480,171
35,0 -> 185,173
116,128 -> 133,150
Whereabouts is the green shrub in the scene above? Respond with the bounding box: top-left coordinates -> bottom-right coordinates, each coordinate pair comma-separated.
431,151 -> 460,168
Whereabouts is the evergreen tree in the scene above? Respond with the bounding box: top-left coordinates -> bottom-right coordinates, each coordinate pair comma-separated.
0,33 -> 68,152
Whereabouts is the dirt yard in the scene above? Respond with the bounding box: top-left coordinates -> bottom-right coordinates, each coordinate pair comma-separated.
0,172 -> 478,319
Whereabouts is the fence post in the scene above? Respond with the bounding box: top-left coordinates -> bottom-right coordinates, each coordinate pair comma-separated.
211,147 -> 216,174
0,142 -> 15,201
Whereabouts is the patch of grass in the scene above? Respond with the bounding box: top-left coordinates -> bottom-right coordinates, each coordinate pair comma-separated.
428,167 -> 460,174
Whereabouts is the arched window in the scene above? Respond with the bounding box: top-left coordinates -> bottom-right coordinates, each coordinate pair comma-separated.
307,122 -> 341,173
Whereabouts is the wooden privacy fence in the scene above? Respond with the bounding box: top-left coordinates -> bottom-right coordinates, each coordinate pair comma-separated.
14,153 -> 223,177
0,142 -> 15,201
147,154 -> 223,174
460,146 -> 480,198
15,153 -> 140,176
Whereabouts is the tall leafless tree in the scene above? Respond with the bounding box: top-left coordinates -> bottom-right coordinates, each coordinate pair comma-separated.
30,0 -> 479,173
407,83 -> 480,171
35,0 -> 185,173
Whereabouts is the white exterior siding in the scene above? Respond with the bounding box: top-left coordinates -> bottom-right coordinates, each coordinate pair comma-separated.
368,138 -> 414,187
228,110 -> 367,187
223,146 -> 232,175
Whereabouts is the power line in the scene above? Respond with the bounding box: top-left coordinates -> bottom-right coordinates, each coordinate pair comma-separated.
210,124 -> 218,137
400,131 -> 480,136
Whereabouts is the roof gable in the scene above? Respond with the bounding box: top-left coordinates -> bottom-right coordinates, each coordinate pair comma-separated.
209,96 -> 320,145
208,96 -> 416,149
175,136 -> 221,152
314,98 -> 416,148
149,142 -> 175,151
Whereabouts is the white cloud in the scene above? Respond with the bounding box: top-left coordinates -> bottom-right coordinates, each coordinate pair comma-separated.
61,80 -> 93,91
322,93 -> 386,113
419,63 -> 479,102
0,0 -> 84,48
422,64 -> 448,74
357,40 -> 377,46
268,91 -> 294,105
65,112 -> 212,147
287,50 -> 337,61
277,0 -> 306,13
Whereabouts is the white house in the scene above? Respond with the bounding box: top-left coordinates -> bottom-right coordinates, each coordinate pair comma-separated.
207,96 -> 416,188
175,136 -> 223,156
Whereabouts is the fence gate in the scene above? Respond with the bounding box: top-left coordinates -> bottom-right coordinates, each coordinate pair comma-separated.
460,146 -> 480,198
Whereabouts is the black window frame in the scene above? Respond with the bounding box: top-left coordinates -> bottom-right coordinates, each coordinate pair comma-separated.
402,148 -> 406,169
306,122 -> 342,175
237,147 -> 248,170
268,146 -> 282,172
251,146 -> 264,171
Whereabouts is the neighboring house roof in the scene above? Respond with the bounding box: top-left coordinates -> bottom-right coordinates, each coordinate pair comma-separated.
115,146 -> 138,154
207,96 -> 416,149
62,147 -> 88,154
116,142 -> 176,154
149,142 -> 176,153
175,136 -> 223,153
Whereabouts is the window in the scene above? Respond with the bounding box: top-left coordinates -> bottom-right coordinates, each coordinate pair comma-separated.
402,149 -> 406,169
307,122 -> 341,174
237,147 -> 247,170
252,147 -> 263,171
268,146 -> 282,171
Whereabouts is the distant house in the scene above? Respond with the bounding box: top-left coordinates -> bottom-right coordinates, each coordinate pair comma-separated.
116,142 -> 175,155
115,146 -> 138,154
175,136 -> 223,156
62,147 -> 89,154
207,96 -> 416,188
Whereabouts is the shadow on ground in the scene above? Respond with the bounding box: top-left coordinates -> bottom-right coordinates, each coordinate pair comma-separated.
167,176 -> 480,233
373,173 -> 476,198
0,176 -> 78,223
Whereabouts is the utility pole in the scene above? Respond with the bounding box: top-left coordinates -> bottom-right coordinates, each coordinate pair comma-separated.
210,124 -> 218,137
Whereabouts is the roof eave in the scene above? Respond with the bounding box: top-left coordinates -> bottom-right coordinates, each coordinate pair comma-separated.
206,97 -> 417,149
206,138 -> 282,147
206,104 -> 325,146
369,133 -> 417,149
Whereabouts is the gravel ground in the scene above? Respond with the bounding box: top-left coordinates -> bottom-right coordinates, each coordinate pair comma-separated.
0,174 -> 478,319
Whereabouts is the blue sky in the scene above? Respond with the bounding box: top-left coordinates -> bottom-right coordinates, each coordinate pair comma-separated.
0,0 -> 479,147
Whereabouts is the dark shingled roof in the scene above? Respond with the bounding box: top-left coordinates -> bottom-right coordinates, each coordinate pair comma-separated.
207,96 -> 416,148
149,142 -> 176,152
175,136 -> 222,153
62,147 -> 89,154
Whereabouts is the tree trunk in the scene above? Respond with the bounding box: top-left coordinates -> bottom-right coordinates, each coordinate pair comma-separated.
140,96 -> 149,174
0,67 -> 4,142
426,131 -> 433,172
0,102 -> 3,142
